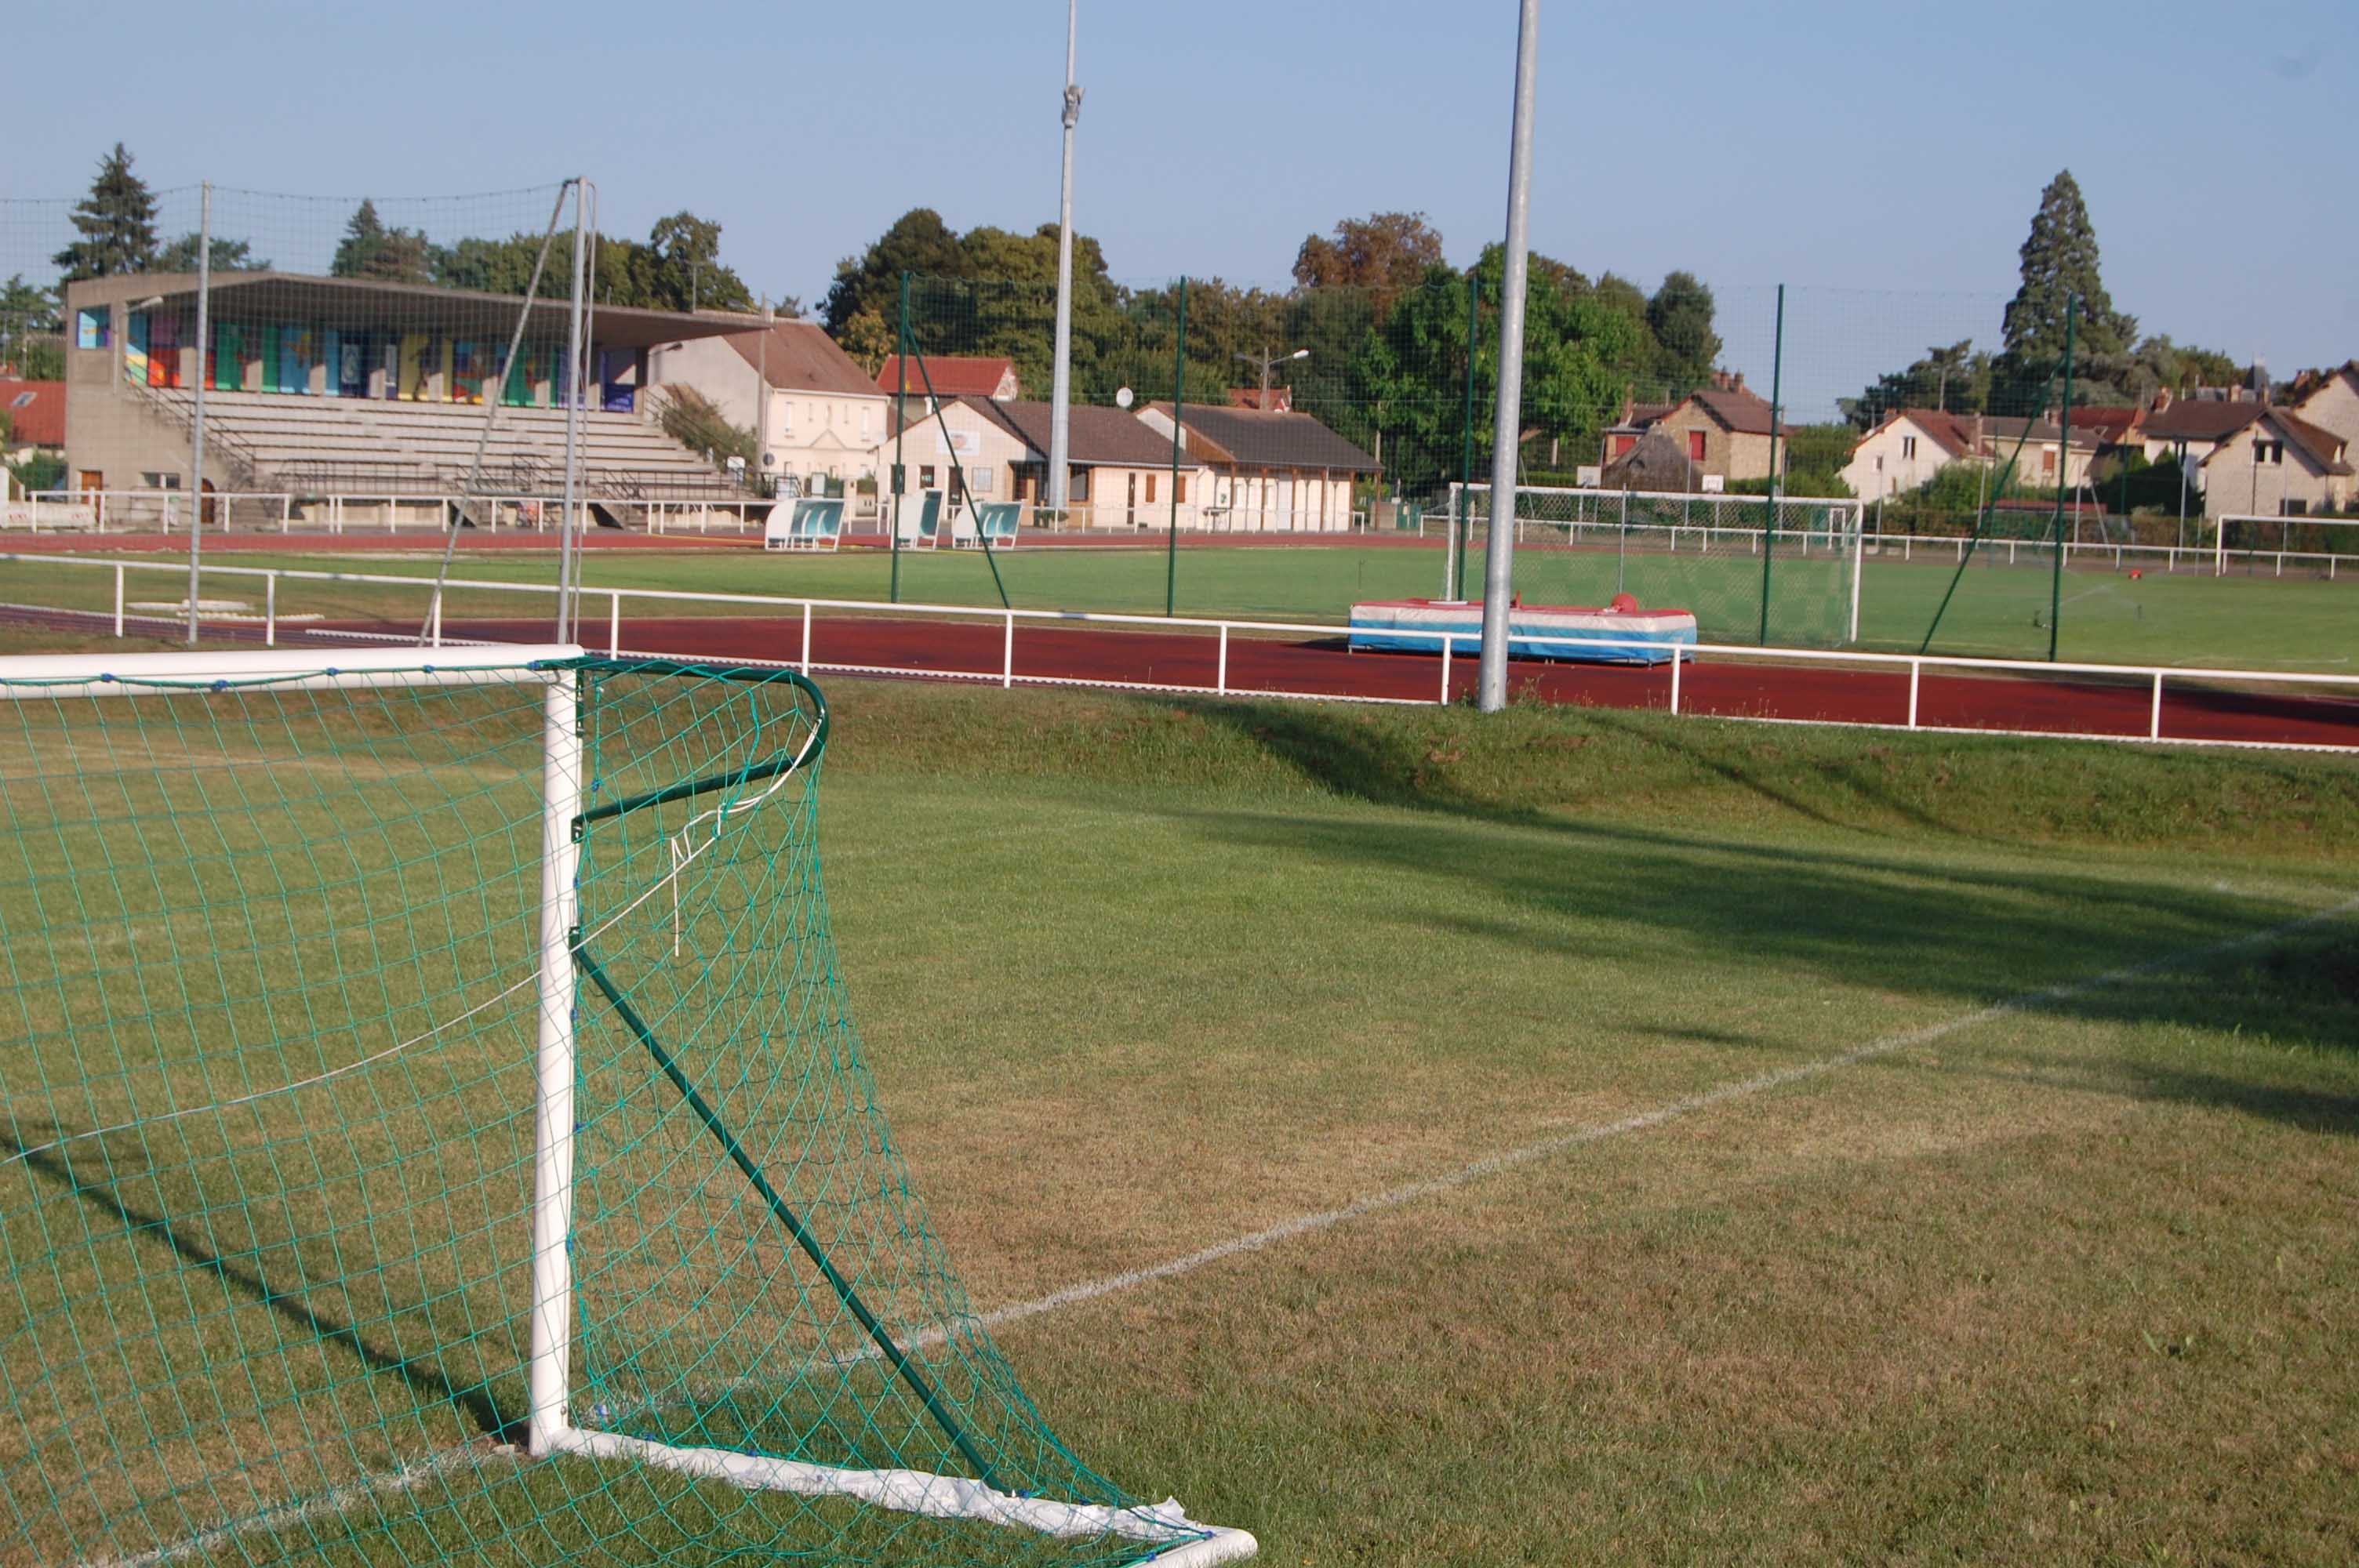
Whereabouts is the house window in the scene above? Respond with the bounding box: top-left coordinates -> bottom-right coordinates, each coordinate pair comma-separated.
1176,475 -> 1188,504
2042,447 -> 2057,474
139,472 -> 184,489
1612,434 -> 1635,457
2257,439 -> 2284,465
1145,474 -> 1158,504
2282,499 -> 2309,517
919,464 -> 936,489
75,307 -> 111,350
970,465 -> 995,494
1688,430 -> 1707,463
1901,436 -> 1917,459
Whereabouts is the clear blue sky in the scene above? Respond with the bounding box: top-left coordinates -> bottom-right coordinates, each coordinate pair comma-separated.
13,0 -> 2354,416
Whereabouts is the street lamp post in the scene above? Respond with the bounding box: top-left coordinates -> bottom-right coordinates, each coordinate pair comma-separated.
1235,345 -> 1309,402
1048,0 -> 1082,517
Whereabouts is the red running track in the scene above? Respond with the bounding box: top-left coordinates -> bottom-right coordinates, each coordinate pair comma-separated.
415,613 -> 2359,750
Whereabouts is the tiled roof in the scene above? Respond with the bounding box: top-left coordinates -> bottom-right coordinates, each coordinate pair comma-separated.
967,397 -> 1181,466
1145,401 -> 1377,472
2264,408 -> 2354,474
0,379 -> 64,447
875,355 -> 1016,399
725,322 -> 881,398
2067,404 -> 2143,441
2143,400 -> 2267,442
1685,386 -> 1787,437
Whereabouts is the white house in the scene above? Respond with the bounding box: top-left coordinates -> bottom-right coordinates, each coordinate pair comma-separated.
2197,406 -> 2354,518
648,320 -> 889,488
1841,407 -> 2097,501
2289,361 -> 2359,456
1134,397 -> 1376,532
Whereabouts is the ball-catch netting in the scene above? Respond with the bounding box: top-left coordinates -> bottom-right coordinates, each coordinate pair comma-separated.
0,645 -> 1251,1566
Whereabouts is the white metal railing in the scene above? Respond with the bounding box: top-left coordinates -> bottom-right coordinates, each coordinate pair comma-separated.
1415,512 -> 2353,582
9,487 -> 598,535
891,497 -> 1365,537
4,552 -> 2353,750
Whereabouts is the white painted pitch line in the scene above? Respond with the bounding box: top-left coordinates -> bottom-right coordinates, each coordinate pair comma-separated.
85,1442 -> 492,1568
969,891 -> 2359,1336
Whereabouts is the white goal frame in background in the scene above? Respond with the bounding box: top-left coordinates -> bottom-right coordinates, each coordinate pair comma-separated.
0,643 -> 1255,1568
1445,484 -> 1867,644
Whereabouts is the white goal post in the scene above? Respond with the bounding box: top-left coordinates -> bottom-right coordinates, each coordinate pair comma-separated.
1445,484 -> 1867,645
0,643 -> 1253,1567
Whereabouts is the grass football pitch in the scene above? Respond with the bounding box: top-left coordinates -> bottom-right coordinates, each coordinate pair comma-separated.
3,633 -> 2355,1564
7,539 -> 2354,670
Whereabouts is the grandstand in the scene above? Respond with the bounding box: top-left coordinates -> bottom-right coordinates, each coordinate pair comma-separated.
61,270 -> 761,530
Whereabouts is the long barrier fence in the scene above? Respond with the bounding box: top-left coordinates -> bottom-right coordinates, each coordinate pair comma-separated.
4,551 -> 2351,752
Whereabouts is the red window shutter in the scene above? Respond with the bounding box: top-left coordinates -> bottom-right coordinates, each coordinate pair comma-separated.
1688,430 -> 1707,462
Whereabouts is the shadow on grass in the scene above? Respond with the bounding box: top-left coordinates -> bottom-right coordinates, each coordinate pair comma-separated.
2,1131 -> 524,1443
1150,695 -> 2359,1090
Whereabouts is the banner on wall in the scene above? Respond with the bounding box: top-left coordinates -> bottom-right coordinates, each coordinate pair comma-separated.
282,327 -> 314,396
398,335 -> 429,400
214,323 -> 245,391
147,315 -> 179,387
598,347 -> 637,413
452,342 -> 485,405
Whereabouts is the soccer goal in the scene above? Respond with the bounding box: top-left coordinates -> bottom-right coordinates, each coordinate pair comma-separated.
1448,484 -> 1866,647
0,644 -> 1253,1567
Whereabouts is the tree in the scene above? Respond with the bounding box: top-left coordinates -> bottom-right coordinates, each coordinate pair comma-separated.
53,143 -> 158,282
1845,339 -> 1993,426
1995,170 -> 2138,409
834,309 -> 894,374
155,233 -> 271,273
331,199 -> 434,284
650,383 -> 756,470
1351,247 -> 1640,494
0,275 -> 64,380
1292,212 -> 1446,312
821,209 -> 972,332
647,211 -> 754,313
1645,271 -> 1721,392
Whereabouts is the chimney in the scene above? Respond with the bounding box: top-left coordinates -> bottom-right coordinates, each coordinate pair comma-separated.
1731,370 -> 1746,394
2152,385 -> 2173,412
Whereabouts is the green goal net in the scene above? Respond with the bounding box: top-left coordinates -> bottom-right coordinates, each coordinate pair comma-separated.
1448,483 -> 1866,648
0,644 -> 1252,1567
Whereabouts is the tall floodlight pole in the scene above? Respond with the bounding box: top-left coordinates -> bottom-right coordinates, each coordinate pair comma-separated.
187,182 -> 212,646
1477,0 -> 1540,712
558,178 -> 589,643
1047,0 -> 1081,517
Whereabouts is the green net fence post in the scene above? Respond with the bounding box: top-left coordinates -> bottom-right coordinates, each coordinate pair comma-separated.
1456,270 -> 1481,601
891,271 -> 909,604
1166,277 -> 1187,616
1757,283 -> 1785,644
2048,293 -> 2076,661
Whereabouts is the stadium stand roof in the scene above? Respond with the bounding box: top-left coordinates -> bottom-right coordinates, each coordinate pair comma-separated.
64,271 -> 754,352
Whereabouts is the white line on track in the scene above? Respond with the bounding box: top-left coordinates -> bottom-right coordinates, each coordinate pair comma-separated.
970,891 -> 2359,1336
